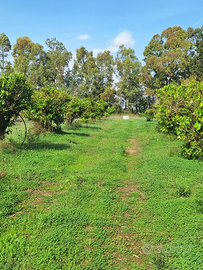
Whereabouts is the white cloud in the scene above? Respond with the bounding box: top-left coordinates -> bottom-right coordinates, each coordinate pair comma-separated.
107,30 -> 135,53
77,34 -> 90,40
92,30 -> 135,56
92,48 -> 104,57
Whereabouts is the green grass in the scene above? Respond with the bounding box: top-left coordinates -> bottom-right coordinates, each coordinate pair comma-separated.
0,117 -> 203,269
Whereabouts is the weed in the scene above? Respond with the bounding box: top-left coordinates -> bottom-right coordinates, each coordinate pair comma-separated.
120,145 -> 128,156
176,186 -> 192,197
152,254 -> 168,269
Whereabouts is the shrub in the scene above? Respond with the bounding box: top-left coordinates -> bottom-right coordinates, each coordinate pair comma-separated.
29,87 -> 71,131
0,73 -> 32,139
80,99 -> 110,124
155,80 -> 203,159
145,108 -> 155,121
66,97 -> 84,125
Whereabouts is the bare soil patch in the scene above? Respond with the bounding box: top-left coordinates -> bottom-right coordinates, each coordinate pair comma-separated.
126,139 -> 142,155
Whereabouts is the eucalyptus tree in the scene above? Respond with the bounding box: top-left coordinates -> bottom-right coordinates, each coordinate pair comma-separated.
187,26 -> 203,81
45,38 -> 72,88
95,50 -> 114,99
115,44 -> 142,109
141,26 -> 194,94
12,36 -> 46,88
71,46 -> 98,99
0,33 -> 12,75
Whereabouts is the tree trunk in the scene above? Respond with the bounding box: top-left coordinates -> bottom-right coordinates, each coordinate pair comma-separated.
0,114 -> 10,139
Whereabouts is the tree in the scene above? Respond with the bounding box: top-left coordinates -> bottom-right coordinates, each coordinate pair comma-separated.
187,26 -> 203,81
0,74 -> 32,139
70,47 -> 115,101
0,33 -> 12,75
29,87 -> 71,131
115,45 -> 142,109
154,80 -> 203,159
80,98 -> 109,123
71,46 -> 98,98
100,86 -> 117,107
66,97 -> 84,125
141,26 -> 194,94
12,36 -> 46,88
95,51 -> 114,99
45,38 -> 72,88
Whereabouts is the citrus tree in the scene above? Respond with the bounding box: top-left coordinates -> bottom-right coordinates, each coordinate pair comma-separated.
0,73 -> 32,139
29,86 -> 71,131
155,80 -> 203,159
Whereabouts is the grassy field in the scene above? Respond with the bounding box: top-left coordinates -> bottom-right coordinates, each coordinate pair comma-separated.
0,116 -> 203,269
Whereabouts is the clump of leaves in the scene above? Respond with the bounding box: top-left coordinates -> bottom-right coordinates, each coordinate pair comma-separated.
176,186 -> 191,198
145,108 -> 155,121
152,254 -> 168,269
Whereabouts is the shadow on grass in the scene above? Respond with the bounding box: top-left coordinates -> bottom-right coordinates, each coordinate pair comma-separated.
65,131 -> 90,137
82,125 -> 102,130
53,130 -> 91,137
23,142 -> 71,150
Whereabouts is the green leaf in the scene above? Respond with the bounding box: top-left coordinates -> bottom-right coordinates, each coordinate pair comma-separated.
194,122 -> 201,131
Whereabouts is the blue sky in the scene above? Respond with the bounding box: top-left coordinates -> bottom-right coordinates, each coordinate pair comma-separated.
1,0 -> 203,64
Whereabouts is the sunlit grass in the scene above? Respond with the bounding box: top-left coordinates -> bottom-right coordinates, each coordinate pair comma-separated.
0,117 -> 202,269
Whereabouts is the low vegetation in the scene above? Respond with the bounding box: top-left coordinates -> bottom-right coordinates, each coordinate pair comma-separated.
0,117 -> 202,269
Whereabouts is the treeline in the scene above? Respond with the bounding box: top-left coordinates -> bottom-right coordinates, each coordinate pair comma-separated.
1,26 -> 203,99
0,33 -> 155,113
1,25 -> 203,157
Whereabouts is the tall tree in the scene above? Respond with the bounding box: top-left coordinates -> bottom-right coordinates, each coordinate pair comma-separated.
141,26 -> 194,94
115,45 -> 141,109
0,33 -> 12,75
12,36 -> 46,88
71,46 -> 98,98
95,51 -> 114,99
187,26 -> 203,81
45,37 -> 72,88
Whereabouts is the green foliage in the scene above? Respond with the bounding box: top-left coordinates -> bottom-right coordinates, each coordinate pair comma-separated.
66,96 -> 84,125
104,107 -> 116,118
155,80 -> 203,159
145,108 -> 155,121
115,45 -> 142,109
12,36 -> 72,89
0,33 -> 12,75
45,37 -> 72,88
142,26 -> 194,94
80,98 -> 109,123
188,26 -> 203,81
70,47 -> 114,100
175,186 -> 192,198
0,73 -> 32,139
29,86 -> 71,131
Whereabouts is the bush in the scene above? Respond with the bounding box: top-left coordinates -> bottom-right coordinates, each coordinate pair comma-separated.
66,97 -> 84,125
145,108 -> 155,121
29,87 -> 71,131
155,81 -> 203,159
80,98 -> 110,124
0,73 -> 32,139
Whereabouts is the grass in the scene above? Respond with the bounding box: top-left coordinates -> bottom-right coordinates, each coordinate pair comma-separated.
0,117 -> 203,269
